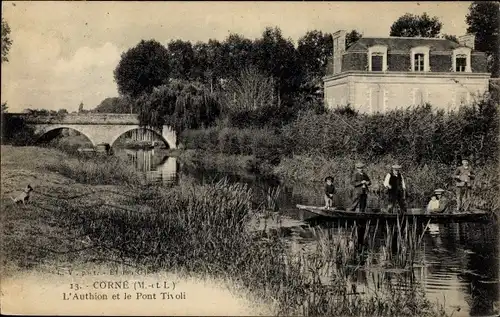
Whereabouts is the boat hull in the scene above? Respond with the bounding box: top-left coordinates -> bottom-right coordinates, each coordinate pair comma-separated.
296,205 -> 491,223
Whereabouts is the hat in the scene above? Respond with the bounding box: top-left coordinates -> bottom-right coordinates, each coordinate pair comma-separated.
391,164 -> 402,169
355,162 -> 365,168
324,176 -> 334,182
434,188 -> 445,194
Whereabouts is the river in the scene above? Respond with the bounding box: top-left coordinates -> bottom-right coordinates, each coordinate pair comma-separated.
115,147 -> 499,317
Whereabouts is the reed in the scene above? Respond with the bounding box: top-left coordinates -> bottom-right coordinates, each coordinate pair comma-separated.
45,177 -> 448,317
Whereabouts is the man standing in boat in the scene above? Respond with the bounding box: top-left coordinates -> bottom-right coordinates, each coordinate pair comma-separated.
350,162 -> 371,212
454,159 -> 475,213
383,164 -> 407,214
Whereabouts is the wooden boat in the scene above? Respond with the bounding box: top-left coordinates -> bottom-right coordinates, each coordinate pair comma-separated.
296,204 -> 491,223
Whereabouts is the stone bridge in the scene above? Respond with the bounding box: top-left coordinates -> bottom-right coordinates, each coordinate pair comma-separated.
5,113 -> 177,149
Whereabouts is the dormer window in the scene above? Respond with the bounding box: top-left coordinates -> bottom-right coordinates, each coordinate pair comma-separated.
453,47 -> 471,72
368,45 -> 387,72
411,46 -> 430,72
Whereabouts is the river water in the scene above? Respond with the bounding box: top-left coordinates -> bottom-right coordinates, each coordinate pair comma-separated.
115,148 -> 499,317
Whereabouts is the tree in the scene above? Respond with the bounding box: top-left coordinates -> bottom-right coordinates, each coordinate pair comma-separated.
346,29 -> 363,48
1,102 -> 7,113
167,40 -> 195,80
390,12 -> 442,37
442,34 -> 459,43
466,1 -> 500,77
297,30 -> 333,90
114,40 -> 170,99
78,102 -> 84,113
221,33 -> 254,79
137,80 -> 220,133
93,97 -> 134,113
252,27 -> 303,97
1,18 -> 12,63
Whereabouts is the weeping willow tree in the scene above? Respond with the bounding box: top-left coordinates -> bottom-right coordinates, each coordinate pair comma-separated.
137,80 -> 221,134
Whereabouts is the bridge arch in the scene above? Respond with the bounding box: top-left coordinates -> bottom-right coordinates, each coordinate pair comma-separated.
34,126 -> 95,146
109,126 -> 172,149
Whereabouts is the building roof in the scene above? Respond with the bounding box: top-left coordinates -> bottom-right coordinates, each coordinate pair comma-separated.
347,37 -> 467,53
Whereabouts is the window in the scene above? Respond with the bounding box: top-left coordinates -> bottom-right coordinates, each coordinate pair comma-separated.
371,54 -> 383,71
455,54 -> 467,72
452,48 -> 471,73
414,53 -> 425,71
368,46 -> 387,71
410,47 -> 430,72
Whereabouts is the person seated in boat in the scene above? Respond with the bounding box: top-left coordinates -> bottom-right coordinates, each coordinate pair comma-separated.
324,176 -> 336,209
426,189 -> 449,213
349,162 -> 371,213
383,164 -> 407,214
454,159 -> 475,213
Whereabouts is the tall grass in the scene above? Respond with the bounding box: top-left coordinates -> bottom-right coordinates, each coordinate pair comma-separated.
46,155 -> 144,186
46,173 -> 448,316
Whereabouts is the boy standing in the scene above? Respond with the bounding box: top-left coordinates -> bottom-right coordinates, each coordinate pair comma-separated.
350,162 -> 371,212
383,164 -> 407,214
324,176 -> 335,209
454,159 -> 475,213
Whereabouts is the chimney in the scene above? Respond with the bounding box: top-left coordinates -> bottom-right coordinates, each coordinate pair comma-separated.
458,34 -> 475,50
332,30 -> 347,75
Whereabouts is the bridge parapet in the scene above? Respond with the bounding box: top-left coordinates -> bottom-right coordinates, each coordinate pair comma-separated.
6,113 -> 140,125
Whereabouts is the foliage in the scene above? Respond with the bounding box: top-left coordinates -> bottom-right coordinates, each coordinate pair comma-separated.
442,34 -> 459,43
221,67 -> 277,113
252,27 -> 303,96
1,18 -> 12,63
136,80 -> 220,133
93,96 -> 134,113
346,29 -> 363,48
1,115 -> 36,146
280,96 -> 498,166
390,12 -> 442,37
114,40 -> 171,98
167,39 -> 195,81
297,30 -> 333,91
466,1 -> 500,77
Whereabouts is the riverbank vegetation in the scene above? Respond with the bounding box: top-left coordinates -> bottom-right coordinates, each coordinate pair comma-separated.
1,146 -> 449,316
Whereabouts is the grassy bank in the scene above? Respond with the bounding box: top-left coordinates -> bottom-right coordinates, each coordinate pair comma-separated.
1,145 -> 449,316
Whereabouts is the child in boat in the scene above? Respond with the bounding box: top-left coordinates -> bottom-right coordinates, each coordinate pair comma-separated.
324,176 -> 335,209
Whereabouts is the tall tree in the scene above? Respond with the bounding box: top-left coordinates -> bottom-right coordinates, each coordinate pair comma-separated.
252,27 -> 303,96
390,12 -> 442,37
297,30 -> 333,91
1,18 -> 12,63
167,39 -> 195,80
346,29 -> 363,48
114,40 -> 170,99
466,1 -> 500,77
222,33 -> 254,79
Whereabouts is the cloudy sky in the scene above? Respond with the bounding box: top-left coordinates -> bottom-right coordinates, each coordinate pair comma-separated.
2,1 -> 471,112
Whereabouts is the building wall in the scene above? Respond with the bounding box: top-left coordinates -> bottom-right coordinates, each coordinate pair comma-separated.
324,77 -> 349,110
324,73 -> 490,113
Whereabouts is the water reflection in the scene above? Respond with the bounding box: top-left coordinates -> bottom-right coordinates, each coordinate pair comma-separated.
117,157 -> 498,316
114,148 -> 178,185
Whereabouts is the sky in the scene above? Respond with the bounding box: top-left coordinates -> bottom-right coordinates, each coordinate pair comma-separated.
1,1 -> 472,113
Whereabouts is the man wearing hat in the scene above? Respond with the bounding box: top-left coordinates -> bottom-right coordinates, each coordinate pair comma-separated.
383,164 -> 407,214
453,159 -> 475,212
349,162 -> 372,212
426,189 -> 449,213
